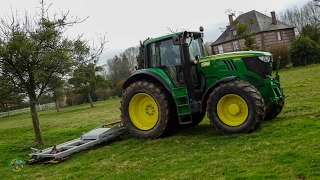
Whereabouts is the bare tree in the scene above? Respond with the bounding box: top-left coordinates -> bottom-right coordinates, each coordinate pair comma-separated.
166,27 -> 190,34
279,1 -> 320,34
304,1 -> 320,26
279,7 -> 306,34
106,55 -> 131,86
123,46 -> 139,72
204,41 -> 214,56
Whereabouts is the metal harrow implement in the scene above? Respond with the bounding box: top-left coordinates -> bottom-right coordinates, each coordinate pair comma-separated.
28,120 -> 126,164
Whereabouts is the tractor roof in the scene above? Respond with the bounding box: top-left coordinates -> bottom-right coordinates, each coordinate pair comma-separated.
144,31 -> 203,46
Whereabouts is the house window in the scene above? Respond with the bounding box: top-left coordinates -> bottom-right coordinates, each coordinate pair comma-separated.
233,41 -> 239,50
218,45 -> 224,54
277,32 -> 282,41
232,30 -> 237,36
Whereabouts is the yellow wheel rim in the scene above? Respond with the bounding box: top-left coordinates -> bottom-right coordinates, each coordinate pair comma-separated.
129,93 -> 159,130
217,94 -> 248,126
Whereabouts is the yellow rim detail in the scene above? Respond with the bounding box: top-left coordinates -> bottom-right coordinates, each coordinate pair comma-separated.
217,94 -> 249,126
129,93 -> 159,130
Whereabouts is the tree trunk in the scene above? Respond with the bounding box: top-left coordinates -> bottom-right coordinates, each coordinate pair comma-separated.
55,100 -> 60,112
87,93 -> 94,108
29,98 -> 44,145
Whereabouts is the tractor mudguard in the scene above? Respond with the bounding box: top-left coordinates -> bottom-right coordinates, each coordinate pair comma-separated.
122,71 -> 173,94
200,75 -> 238,112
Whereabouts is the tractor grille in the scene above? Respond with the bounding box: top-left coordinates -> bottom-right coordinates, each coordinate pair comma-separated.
242,57 -> 272,78
223,59 -> 237,70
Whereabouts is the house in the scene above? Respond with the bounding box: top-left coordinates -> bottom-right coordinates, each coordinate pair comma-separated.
211,10 -> 295,54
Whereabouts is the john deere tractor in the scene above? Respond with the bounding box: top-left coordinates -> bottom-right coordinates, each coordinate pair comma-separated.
120,28 -> 284,139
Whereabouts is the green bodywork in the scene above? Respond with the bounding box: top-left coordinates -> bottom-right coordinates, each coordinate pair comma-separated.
124,31 -> 284,118
128,68 -> 193,116
198,51 -> 283,105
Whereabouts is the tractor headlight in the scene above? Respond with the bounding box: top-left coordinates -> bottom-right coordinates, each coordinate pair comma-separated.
258,56 -> 272,63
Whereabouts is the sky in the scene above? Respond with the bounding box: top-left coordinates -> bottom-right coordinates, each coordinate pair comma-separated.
0,0 -> 306,65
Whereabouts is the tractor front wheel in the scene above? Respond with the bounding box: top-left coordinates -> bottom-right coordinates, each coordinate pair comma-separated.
264,98 -> 285,121
207,81 -> 265,134
121,80 -> 172,139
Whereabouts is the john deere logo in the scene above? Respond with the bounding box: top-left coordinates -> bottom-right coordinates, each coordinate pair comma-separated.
8,156 -> 26,174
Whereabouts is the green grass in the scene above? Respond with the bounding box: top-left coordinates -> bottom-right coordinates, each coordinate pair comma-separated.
1,64 -> 320,180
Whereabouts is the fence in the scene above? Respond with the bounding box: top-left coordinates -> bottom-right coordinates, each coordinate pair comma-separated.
0,103 -> 56,118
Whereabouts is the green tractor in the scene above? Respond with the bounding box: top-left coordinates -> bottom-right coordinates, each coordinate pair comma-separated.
120,28 -> 285,138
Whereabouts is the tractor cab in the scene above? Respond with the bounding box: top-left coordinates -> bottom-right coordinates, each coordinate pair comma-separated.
144,31 -> 206,99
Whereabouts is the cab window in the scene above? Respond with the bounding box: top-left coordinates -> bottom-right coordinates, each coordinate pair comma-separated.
148,42 -> 161,67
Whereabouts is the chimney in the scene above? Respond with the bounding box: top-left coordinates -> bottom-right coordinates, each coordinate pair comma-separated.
271,11 -> 277,25
228,14 -> 233,25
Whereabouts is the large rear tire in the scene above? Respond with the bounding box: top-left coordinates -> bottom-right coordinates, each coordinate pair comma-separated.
121,80 -> 172,139
207,81 -> 265,134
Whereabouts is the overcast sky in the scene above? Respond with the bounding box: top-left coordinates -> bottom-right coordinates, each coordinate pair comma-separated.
0,0 -> 306,65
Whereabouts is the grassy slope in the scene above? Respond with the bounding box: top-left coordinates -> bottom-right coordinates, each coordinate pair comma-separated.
1,64 -> 320,180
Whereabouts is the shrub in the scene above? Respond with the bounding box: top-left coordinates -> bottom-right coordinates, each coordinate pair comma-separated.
104,89 -> 113,100
95,88 -> 110,100
66,92 -> 83,106
301,24 -> 320,44
289,36 -> 320,67
116,79 -> 126,97
267,43 -> 290,70
285,63 -> 293,69
82,92 -> 98,103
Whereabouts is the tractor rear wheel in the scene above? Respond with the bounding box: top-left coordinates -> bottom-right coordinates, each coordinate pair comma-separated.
207,81 -> 265,134
121,80 -> 172,139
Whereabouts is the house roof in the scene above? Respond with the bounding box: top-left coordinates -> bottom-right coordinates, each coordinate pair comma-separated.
211,10 -> 295,46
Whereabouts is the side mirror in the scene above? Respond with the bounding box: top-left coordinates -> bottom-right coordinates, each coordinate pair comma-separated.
192,55 -> 200,65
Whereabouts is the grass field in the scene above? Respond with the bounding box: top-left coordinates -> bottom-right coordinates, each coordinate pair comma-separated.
1,64 -> 320,180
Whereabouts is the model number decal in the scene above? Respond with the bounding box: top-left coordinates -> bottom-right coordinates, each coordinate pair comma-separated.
201,62 -> 210,67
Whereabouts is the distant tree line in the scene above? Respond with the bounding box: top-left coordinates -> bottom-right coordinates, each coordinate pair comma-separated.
103,47 -> 138,97
279,0 -> 320,67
